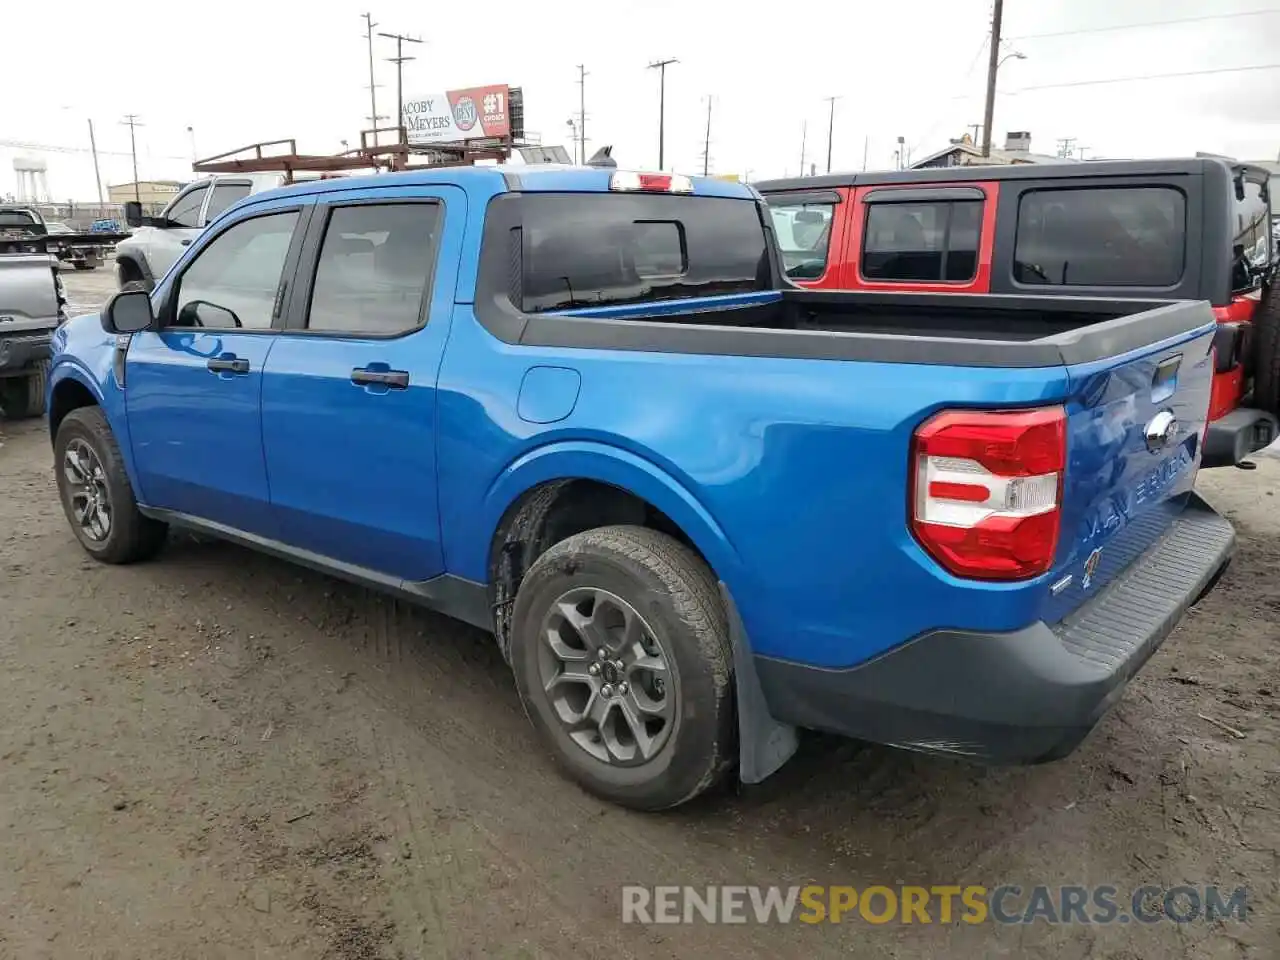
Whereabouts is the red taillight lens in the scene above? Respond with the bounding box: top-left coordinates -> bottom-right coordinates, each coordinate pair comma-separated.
910,406 -> 1066,581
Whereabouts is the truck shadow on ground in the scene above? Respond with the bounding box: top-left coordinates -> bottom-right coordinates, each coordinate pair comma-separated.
148,530 -> 1137,885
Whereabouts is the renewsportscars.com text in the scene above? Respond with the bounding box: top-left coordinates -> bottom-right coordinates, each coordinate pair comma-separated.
621,884 -> 1249,925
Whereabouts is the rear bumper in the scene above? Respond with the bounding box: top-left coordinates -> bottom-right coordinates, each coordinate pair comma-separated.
0,331 -> 54,373
1203,407 -> 1277,467
754,495 -> 1235,764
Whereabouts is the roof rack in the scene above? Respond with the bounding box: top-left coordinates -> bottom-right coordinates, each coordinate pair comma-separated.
192,127 -> 522,183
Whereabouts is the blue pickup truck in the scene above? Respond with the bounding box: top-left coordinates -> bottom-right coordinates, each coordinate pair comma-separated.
47,166 -> 1235,809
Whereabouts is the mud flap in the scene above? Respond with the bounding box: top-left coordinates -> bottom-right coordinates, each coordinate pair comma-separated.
719,583 -> 798,783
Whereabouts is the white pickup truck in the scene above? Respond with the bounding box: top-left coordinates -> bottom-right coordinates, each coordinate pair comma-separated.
115,174 -> 285,291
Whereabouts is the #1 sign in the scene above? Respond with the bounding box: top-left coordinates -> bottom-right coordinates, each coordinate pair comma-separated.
403,85 -> 512,144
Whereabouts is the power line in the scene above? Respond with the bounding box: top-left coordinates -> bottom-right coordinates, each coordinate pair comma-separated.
1011,61 -> 1280,93
378,30 -> 423,140
0,138 -> 186,161
121,115 -> 143,203
576,64 -> 588,165
1008,8 -> 1280,41
823,95 -> 840,173
647,58 -> 678,170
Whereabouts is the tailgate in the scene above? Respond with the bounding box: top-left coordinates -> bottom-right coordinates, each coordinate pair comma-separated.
1045,313 -> 1217,621
0,255 -> 61,324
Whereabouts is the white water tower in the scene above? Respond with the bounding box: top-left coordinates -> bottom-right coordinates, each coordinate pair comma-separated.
13,156 -> 50,203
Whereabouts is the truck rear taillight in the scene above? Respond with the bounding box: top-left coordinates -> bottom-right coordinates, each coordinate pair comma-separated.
609,171 -> 693,193
909,406 -> 1066,581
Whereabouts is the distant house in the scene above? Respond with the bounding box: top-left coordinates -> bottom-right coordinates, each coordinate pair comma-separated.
910,132 -> 1075,169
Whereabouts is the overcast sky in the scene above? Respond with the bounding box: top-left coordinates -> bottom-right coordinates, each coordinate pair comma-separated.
4,0 -> 1280,201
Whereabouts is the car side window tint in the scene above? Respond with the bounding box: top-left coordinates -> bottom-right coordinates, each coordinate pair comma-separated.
306,203 -> 441,335
767,200 -> 836,280
166,186 -> 209,229
861,200 -> 983,283
204,183 -> 254,223
172,212 -> 299,330
1014,187 -> 1185,287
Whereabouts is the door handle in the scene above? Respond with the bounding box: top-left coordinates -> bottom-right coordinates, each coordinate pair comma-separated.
350,367 -> 409,389
207,357 -> 249,374
181,239 -> 192,246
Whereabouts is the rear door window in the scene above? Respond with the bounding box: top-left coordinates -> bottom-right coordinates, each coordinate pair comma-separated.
861,200 -> 982,282
1013,187 -> 1185,287
520,194 -> 770,313
205,182 -> 254,223
766,197 -> 836,280
305,202 -> 441,335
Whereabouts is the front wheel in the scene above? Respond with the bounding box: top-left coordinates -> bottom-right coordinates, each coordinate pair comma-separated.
510,525 -> 735,810
54,407 -> 167,563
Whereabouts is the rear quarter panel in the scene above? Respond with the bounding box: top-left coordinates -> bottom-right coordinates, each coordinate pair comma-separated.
437,310 -> 1082,670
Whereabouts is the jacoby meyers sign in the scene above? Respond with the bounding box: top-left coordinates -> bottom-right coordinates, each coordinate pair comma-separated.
403,85 -> 512,144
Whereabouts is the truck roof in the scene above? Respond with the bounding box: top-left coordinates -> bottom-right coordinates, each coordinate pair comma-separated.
754,156 -> 1260,193
247,166 -> 758,207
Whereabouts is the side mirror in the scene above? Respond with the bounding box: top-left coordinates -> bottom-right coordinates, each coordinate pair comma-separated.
123,201 -> 145,228
101,289 -> 155,334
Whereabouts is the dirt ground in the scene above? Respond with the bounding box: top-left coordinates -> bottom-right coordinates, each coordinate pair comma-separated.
0,266 -> 1277,959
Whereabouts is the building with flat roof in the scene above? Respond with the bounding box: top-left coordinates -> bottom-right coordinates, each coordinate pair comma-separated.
106,180 -> 185,205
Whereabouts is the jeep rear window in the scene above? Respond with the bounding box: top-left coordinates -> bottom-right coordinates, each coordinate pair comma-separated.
1014,186 -> 1185,287
862,200 -> 982,283
520,194 -> 770,313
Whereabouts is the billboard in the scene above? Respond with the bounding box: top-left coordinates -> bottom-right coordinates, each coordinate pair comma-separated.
403,85 -> 512,144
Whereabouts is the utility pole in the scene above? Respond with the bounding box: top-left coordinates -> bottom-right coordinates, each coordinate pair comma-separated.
120,114 -> 142,203
186,125 -> 198,163
968,122 -> 982,143
981,0 -> 1005,158
823,96 -> 840,173
862,135 -> 869,171
647,58 -> 678,170
799,121 -> 807,176
1056,137 -> 1076,159
87,119 -> 103,204
701,96 -> 713,176
379,29 -> 423,141
576,64 -> 588,165
361,13 -> 383,130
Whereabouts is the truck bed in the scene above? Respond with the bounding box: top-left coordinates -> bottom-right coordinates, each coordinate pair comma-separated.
539,290 -> 1211,369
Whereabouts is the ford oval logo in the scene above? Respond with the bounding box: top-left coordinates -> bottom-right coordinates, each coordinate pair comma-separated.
1144,410 -> 1179,453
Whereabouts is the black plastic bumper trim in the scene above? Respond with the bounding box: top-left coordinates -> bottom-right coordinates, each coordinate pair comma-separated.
1203,406 -> 1277,467
753,494 -> 1234,764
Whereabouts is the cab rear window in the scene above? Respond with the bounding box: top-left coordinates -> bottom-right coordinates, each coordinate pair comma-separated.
1014,186 -> 1185,287
520,194 -> 770,312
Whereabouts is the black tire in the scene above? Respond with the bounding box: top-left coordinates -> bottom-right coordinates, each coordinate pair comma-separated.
510,525 -> 735,810
1253,283 -> 1280,415
54,406 -> 167,564
116,258 -> 151,293
0,360 -> 49,419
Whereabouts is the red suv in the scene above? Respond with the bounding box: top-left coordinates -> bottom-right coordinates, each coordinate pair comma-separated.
755,157 -> 1278,467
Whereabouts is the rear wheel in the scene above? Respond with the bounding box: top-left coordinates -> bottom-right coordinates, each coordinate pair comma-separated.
0,360 -> 49,419
510,525 -> 735,810
54,406 -> 167,563
1252,283 -> 1280,414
